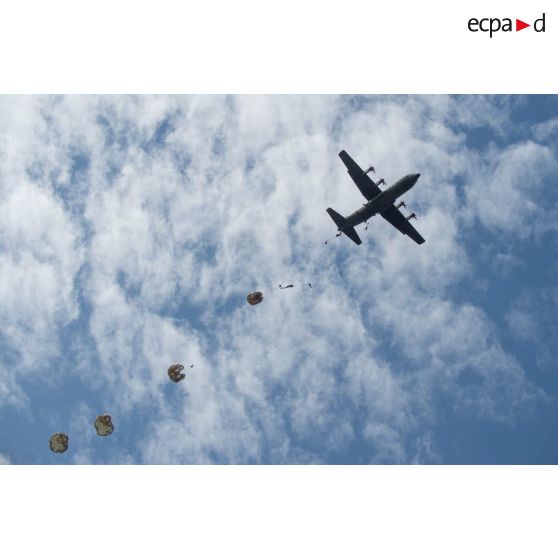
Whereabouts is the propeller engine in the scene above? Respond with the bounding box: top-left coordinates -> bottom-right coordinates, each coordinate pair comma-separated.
396,201 -> 406,209
405,212 -> 417,221
376,178 -> 386,186
363,165 -> 376,175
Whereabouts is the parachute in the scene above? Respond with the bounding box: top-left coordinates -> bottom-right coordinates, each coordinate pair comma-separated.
49,432 -> 69,453
246,291 -> 263,305
94,415 -> 114,436
168,363 -> 186,383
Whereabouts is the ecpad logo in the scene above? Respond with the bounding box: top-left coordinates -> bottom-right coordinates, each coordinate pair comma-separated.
468,13 -> 546,37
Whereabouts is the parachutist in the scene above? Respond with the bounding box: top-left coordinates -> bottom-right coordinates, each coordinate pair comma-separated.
247,291 -> 264,305
94,415 -> 115,436
168,363 -> 186,383
49,432 -> 69,453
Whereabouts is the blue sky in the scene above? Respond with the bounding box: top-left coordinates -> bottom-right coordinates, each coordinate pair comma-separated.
0,95 -> 556,464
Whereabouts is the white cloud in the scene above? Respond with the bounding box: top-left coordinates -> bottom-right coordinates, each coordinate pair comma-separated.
506,288 -> 558,371
464,141 -> 558,238
0,182 -> 84,407
533,117 -> 558,142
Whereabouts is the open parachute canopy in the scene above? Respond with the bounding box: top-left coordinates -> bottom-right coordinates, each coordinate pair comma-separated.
94,415 -> 115,436
49,432 -> 69,453
168,363 -> 186,383
246,291 -> 263,305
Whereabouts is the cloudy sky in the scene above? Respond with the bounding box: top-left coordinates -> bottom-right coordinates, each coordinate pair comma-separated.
0,95 -> 556,464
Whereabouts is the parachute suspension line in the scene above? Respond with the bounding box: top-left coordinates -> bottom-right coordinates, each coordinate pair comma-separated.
324,232 -> 341,245
278,283 -> 312,289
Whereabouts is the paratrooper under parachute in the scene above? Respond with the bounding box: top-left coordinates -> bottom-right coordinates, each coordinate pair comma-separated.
94,415 -> 115,436
246,291 -> 263,305
168,363 -> 193,383
49,432 -> 69,453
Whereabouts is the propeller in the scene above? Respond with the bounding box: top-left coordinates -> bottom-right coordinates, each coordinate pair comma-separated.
396,200 -> 406,209
364,165 -> 375,175
406,212 -> 417,221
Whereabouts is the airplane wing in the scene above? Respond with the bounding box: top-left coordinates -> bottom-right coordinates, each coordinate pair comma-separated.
339,150 -> 382,201
380,205 -> 425,245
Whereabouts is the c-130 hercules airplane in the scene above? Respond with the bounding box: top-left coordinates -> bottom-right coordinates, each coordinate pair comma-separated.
326,150 -> 425,245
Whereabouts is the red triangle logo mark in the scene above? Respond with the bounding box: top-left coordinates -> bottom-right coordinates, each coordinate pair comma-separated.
516,19 -> 530,31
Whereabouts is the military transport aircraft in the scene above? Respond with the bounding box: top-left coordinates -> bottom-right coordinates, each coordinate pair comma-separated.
326,150 -> 425,246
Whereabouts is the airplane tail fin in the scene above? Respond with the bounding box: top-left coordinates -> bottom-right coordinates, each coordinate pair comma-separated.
326,208 -> 362,245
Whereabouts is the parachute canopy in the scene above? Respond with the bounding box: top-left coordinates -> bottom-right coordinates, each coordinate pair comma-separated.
168,363 -> 186,383
49,432 -> 69,453
94,415 -> 114,436
247,291 -> 263,305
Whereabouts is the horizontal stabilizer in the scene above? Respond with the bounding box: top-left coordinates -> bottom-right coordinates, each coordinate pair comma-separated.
326,207 -> 346,229
326,208 -> 362,245
342,226 -> 362,245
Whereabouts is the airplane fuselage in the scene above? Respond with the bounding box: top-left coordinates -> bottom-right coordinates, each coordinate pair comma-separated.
345,173 -> 420,227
